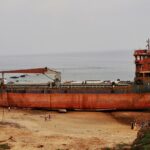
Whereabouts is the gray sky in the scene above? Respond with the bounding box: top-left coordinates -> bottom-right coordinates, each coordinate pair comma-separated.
0,0 -> 150,55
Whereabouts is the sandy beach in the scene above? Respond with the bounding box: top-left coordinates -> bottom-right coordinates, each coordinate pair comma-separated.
0,108 -> 148,150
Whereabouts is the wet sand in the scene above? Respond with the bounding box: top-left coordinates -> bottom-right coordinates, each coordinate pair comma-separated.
0,108 -> 146,150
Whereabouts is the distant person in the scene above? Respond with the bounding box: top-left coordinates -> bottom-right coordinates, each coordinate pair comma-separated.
131,121 -> 135,130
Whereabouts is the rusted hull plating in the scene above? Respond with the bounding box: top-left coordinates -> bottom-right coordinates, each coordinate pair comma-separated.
0,93 -> 150,110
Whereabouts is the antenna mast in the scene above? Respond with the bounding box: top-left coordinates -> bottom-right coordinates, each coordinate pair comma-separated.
146,38 -> 150,50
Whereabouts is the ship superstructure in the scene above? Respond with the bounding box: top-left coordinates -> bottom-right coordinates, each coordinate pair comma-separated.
134,39 -> 150,84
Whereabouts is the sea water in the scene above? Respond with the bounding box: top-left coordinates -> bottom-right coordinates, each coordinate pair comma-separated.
0,50 -> 135,83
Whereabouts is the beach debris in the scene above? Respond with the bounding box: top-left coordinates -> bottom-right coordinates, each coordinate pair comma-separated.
37,144 -> 44,148
8,136 -> 16,142
58,109 -> 67,113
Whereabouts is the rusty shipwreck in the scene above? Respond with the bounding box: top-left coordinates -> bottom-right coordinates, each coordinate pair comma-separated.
1,41 -> 150,110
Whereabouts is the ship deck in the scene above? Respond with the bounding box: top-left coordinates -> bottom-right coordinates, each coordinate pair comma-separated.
1,83 -> 149,94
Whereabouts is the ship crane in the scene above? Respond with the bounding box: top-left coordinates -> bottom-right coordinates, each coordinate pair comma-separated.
0,67 -> 61,87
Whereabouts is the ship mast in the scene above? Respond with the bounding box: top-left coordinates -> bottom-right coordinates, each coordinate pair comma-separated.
146,38 -> 150,50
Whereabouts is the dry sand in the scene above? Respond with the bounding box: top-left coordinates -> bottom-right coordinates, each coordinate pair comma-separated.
0,108 -> 147,150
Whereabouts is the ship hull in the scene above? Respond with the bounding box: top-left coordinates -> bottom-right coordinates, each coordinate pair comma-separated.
0,92 -> 150,110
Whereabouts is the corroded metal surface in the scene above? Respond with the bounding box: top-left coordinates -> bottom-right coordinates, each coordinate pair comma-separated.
0,92 -> 150,110
0,67 -> 60,74
134,48 -> 150,83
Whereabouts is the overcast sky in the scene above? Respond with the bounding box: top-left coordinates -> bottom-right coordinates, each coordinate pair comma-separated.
0,0 -> 150,55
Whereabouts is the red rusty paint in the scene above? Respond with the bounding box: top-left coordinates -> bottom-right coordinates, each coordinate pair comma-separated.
0,93 -> 150,110
0,67 -> 60,74
134,49 -> 150,83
